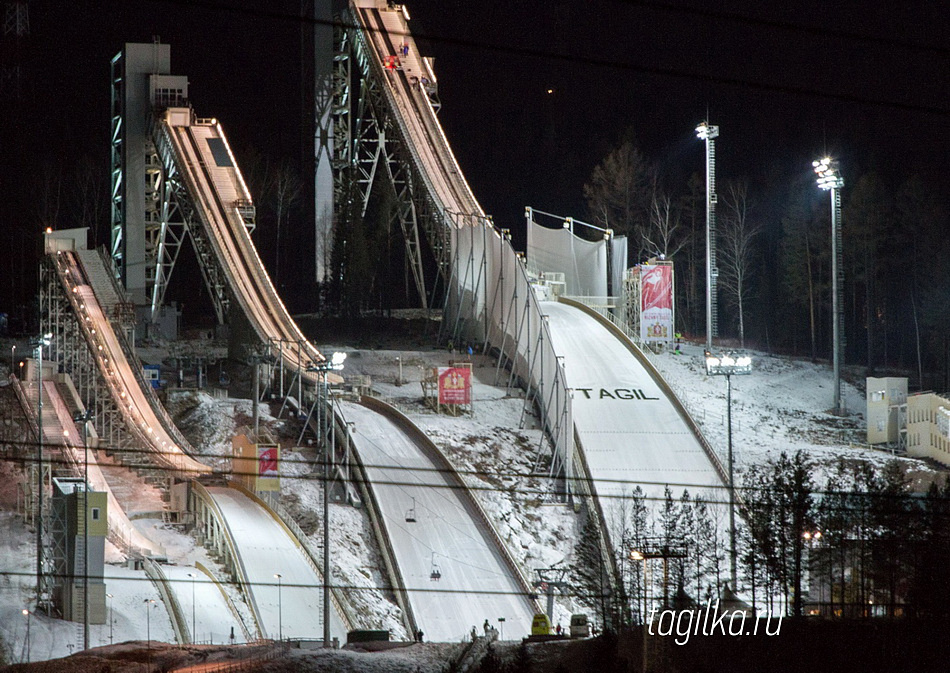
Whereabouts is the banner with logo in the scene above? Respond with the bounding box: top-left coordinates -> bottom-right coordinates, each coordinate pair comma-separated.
438,367 -> 472,405
640,264 -> 673,343
257,445 -> 280,491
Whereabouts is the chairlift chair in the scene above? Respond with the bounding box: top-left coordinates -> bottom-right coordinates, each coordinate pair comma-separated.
430,552 -> 442,581
405,497 -> 417,523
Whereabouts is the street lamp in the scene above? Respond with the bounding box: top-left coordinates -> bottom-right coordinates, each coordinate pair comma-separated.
273,573 -> 283,641
187,572 -> 197,643
801,528 -> 822,616
813,157 -> 846,415
306,351 -> 346,648
704,350 -> 753,590
631,550 -> 651,673
11,344 -> 15,376
144,598 -> 155,666
106,593 -> 114,645
32,332 -> 52,610
22,608 -> 31,663
696,121 -> 720,352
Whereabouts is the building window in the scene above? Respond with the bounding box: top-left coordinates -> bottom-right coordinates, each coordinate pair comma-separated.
91,508 -> 101,521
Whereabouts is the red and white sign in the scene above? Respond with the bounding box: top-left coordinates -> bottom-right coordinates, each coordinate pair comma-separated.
438,367 -> 472,405
640,264 -> 673,343
258,446 -> 279,478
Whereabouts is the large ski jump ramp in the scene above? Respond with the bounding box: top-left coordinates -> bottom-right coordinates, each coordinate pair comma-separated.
543,302 -> 726,508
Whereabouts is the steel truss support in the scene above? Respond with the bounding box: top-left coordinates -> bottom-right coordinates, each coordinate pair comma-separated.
151,120 -> 232,325
110,53 -> 125,286
41,258 -> 155,477
335,12 -> 451,310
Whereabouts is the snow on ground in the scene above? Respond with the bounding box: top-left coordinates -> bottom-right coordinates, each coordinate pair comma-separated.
0,334 -> 943,665
165,390 -> 271,471
341,349 -> 583,628
280,447 -> 410,639
648,341 -> 936,489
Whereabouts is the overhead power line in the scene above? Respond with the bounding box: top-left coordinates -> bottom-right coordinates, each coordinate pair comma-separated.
616,0 -> 950,58
149,0 -> 950,118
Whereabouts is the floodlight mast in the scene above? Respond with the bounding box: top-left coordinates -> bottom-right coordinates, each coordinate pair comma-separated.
306,351 -> 346,648
696,122 -> 720,351
705,350 -> 752,589
813,157 -> 846,415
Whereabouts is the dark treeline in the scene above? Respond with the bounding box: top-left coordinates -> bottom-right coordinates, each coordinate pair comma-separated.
11,118 -> 950,389
571,451 -> 950,630
584,129 -> 950,392
742,450 -> 950,620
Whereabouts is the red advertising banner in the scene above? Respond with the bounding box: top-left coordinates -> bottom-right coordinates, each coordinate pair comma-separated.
438,367 -> 472,405
258,446 -> 279,478
640,264 -> 674,343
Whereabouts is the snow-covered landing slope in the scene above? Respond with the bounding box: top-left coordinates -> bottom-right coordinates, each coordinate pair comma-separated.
542,301 -> 725,508
340,401 -> 536,642
205,486 -> 347,641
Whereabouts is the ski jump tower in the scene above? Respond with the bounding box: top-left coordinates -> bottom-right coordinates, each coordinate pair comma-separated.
110,42 -> 195,339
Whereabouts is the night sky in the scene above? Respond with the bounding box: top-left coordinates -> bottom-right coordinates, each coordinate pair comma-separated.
3,0 -> 950,324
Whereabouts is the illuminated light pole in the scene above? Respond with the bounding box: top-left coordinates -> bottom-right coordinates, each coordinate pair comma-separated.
32,332 -> 52,610
696,122 -> 720,352
22,608 -> 31,663
145,598 -> 155,666
704,351 -> 753,589
106,593 -> 114,644
801,528 -> 822,616
813,157 -> 846,415
187,572 -> 197,643
273,573 -> 283,641
630,550 -> 651,673
306,351 -> 346,648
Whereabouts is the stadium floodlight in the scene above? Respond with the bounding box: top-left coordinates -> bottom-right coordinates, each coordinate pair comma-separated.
813,157 -> 845,415
695,122 -> 719,140
705,350 -> 753,589
696,122 -> 720,351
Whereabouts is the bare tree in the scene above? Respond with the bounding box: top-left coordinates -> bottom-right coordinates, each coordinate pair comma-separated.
37,157 -> 64,230
270,160 -> 302,283
643,187 -> 689,260
718,179 -> 761,347
71,155 -> 108,249
583,132 -> 654,257
315,200 -> 333,285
